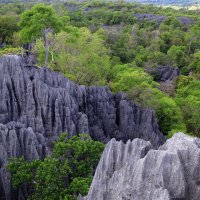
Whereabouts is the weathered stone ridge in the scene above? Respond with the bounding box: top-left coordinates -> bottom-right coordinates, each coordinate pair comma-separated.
0,55 -> 165,199
82,133 -> 200,200
0,55 -> 165,145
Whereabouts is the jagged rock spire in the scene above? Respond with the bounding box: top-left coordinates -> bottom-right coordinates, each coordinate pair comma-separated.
82,133 -> 200,200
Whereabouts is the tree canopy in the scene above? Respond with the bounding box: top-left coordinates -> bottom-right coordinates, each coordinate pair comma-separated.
19,4 -> 63,43
7,134 -> 105,200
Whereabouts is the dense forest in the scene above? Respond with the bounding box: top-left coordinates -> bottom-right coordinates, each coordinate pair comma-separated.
0,0 -> 200,199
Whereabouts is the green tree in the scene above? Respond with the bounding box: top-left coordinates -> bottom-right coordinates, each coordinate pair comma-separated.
19,4 -> 65,66
167,45 -> 186,67
0,15 -> 19,44
33,27 -> 111,86
7,134 -> 104,200
189,51 -> 200,73
175,76 -> 200,136
185,24 -> 200,54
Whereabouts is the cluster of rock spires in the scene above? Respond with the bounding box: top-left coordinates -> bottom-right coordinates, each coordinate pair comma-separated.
151,66 -> 180,82
80,133 -> 200,200
0,55 -> 165,199
133,13 -> 194,25
133,0 -> 197,7
1,55 -> 199,200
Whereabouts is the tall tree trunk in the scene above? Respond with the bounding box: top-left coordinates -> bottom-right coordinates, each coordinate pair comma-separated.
50,51 -> 54,63
43,28 -> 53,67
44,28 -> 49,67
45,46 -> 49,67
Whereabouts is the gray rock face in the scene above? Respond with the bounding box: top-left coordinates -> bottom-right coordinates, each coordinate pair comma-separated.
148,66 -> 179,95
134,13 -> 166,25
82,133 -> 200,200
134,13 -> 194,26
155,66 -> 180,82
178,17 -> 194,25
144,66 -> 179,95
0,55 -> 165,199
148,66 -> 180,82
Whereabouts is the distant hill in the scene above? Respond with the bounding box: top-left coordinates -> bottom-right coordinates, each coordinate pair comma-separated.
132,0 -> 200,6
0,0 -> 200,6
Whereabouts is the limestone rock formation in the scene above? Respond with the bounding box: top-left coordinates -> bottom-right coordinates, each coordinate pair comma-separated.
82,133 -> 200,200
145,66 -> 179,95
147,66 -> 180,82
134,13 -> 193,26
0,55 -> 165,199
178,16 -> 194,25
134,13 -> 167,25
0,55 -> 165,145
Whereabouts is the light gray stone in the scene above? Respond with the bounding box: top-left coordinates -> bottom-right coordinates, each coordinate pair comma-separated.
83,133 -> 200,200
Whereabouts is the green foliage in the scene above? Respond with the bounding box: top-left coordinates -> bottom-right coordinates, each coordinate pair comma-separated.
33,28 -> 111,85
110,64 -> 157,92
189,51 -> 200,73
0,3 -> 26,15
19,4 -> 64,43
167,45 -> 187,67
0,47 -> 24,56
7,158 -> 40,190
109,31 -> 136,63
175,76 -> 200,136
66,177 -> 93,198
0,15 -> 19,44
7,134 -> 105,200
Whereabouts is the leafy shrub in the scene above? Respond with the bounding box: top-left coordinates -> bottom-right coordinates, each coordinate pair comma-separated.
7,134 -> 105,200
0,47 -> 24,56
